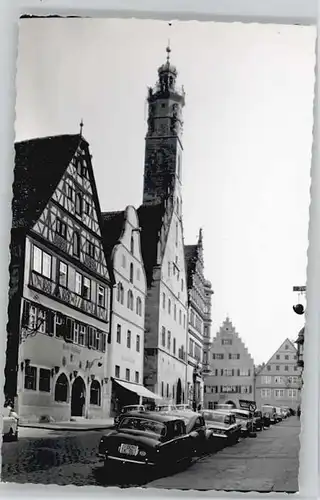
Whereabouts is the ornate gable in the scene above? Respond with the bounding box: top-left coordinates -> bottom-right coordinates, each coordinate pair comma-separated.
16,135 -> 109,281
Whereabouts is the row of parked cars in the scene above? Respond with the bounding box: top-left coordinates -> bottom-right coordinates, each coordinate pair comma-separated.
97,403 -> 292,474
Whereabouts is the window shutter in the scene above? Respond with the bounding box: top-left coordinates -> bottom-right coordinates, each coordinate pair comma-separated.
21,300 -> 30,328
87,327 -> 93,348
46,310 -> 55,335
101,332 -> 106,352
237,369 -> 240,376
65,318 -> 73,342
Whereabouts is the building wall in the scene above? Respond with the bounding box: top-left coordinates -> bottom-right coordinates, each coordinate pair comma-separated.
255,338 -> 302,411
19,237 -> 110,422
155,208 -> 188,401
106,206 -> 147,415
204,318 -> 254,409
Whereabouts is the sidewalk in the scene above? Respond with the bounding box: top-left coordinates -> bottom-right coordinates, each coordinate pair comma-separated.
19,417 -> 115,432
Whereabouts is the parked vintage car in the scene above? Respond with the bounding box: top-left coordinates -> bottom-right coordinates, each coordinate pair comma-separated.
175,404 -> 193,411
114,405 -> 146,426
2,405 -> 19,441
158,410 -> 210,456
98,411 -> 199,471
253,410 -> 264,431
201,410 -> 241,449
261,410 -> 271,428
281,407 -> 291,418
262,405 -> 277,425
229,409 -> 255,436
155,404 -> 177,412
275,407 -> 283,423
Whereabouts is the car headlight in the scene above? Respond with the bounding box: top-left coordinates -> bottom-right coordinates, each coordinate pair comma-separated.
139,450 -> 147,457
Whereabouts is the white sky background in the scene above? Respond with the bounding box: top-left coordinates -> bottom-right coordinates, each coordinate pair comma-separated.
15,19 -> 316,365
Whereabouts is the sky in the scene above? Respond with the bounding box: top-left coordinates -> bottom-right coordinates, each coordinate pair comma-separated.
15,19 -> 316,365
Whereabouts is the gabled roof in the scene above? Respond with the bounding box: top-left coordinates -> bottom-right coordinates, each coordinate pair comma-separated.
137,202 -> 166,287
12,134 -> 82,231
255,337 -> 298,376
101,211 -> 125,260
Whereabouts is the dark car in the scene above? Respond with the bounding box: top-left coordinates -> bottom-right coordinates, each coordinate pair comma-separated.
253,410 -> 263,431
98,411 -> 196,471
158,410 -> 210,456
114,405 -> 146,426
201,410 -> 241,449
262,411 -> 271,428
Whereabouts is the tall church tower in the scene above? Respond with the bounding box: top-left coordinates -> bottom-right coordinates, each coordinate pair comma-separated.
143,45 -> 185,210
138,47 -> 189,402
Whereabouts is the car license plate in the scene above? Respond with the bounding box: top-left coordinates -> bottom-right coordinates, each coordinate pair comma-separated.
119,443 -> 139,456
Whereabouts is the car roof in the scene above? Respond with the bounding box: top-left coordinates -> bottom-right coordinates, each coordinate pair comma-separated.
118,411 -> 184,423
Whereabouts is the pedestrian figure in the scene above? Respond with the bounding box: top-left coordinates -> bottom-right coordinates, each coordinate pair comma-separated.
297,405 -> 301,419
197,404 -> 202,412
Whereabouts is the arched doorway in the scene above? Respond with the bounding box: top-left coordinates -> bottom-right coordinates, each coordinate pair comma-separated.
225,400 -> 237,409
71,376 -> 86,417
176,378 -> 182,405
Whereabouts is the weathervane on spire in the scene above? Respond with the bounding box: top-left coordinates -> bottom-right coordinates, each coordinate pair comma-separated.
79,118 -> 84,136
166,39 -> 171,63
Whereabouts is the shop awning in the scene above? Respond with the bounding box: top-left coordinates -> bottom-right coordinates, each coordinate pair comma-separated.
114,379 -> 162,400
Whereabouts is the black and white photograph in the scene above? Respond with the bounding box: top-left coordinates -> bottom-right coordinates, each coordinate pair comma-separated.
1,17 -> 316,493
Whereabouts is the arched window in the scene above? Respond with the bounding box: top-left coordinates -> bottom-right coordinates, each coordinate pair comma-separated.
130,234 -> 134,255
129,263 -> 134,283
90,380 -> 101,406
127,290 -> 134,310
54,373 -> 69,402
136,296 -> 142,316
75,193 -> 82,215
73,231 -> 80,257
117,282 -> 124,304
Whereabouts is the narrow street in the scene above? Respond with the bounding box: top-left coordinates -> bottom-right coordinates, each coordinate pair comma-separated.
146,417 -> 300,492
2,418 -> 300,492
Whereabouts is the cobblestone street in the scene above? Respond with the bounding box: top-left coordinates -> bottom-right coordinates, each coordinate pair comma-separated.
2,418 -> 300,492
146,417 -> 301,492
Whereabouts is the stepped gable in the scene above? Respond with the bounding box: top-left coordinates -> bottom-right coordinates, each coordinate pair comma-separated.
137,202 -> 166,288
12,134 -> 82,231
215,316 -> 254,362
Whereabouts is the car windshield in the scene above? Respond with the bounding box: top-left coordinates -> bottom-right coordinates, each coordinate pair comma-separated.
119,417 -> 166,437
202,412 -> 231,425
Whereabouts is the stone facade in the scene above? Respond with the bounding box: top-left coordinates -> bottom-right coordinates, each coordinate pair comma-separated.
185,230 -> 212,410
202,280 -> 214,374
139,48 -> 189,403
255,338 -> 302,411
102,206 -> 147,417
204,317 -> 255,409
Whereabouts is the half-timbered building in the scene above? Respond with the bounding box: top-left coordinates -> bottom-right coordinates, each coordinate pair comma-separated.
101,206 -> 157,416
138,47 -> 189,403
6,134 -> 112,422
